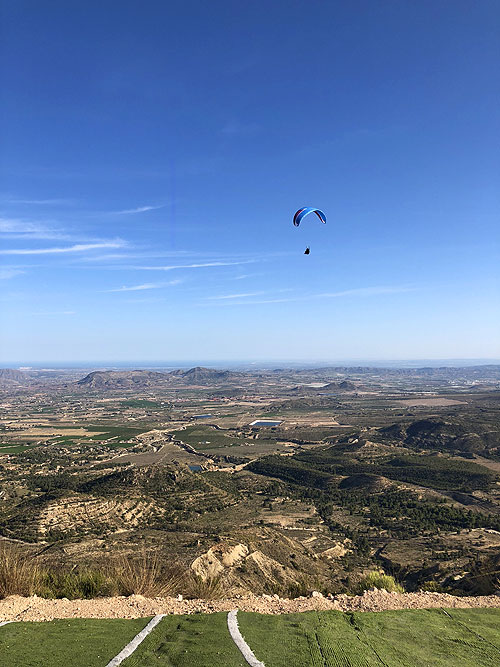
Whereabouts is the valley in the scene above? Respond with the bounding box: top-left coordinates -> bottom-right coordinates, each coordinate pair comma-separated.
1,363 -> 499,599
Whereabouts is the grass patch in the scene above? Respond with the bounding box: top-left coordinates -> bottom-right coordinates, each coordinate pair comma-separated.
0,445 -> 31,454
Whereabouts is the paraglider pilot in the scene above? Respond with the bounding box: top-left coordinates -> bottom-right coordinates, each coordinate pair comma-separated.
293,207 -> 326,256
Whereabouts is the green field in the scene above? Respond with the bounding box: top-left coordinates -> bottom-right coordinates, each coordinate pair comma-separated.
173,425 -> 278,454
1,608 -> 499,666
0,444 -> 31,454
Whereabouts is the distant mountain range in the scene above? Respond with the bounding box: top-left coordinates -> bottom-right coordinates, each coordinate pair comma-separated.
299,365 -> 500,379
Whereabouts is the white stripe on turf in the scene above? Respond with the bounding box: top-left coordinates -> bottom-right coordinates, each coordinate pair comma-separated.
0,621 -> 13,627
105,614 -> 165,667
227,609 -> 265,667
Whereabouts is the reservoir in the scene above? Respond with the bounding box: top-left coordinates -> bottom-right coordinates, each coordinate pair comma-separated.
192,414 -> 212,419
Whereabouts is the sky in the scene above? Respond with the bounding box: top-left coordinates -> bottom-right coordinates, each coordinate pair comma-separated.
0,0 -> 499,364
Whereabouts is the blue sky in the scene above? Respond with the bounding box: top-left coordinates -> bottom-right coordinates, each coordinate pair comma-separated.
1,1 -> 499,363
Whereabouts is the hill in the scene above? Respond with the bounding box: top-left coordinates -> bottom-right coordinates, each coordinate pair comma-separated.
176,366 -> 240,384
76,370 -> 169,389
380,418 -> 500,454
0,368 -> 29,386
338,473 -> 392,492
323,379 -> 360,392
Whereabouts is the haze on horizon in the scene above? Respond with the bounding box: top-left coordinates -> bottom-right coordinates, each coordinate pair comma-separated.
1,1 -> 499,364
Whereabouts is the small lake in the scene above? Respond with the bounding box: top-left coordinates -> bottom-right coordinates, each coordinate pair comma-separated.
192,414 -> 212,419
189,465 -> 202,472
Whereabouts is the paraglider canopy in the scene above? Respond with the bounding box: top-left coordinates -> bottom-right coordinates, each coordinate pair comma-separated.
293,207 -> 327,227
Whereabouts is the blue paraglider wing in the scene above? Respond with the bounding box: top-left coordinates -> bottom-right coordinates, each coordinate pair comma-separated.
293,207 -> 326,227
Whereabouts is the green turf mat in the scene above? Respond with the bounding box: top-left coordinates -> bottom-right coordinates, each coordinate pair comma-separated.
444,608 -> 500,650
238,610 -> 381,666
351,608 -> 500,666
237,608 -> 500,667
0,617 -> 151,667
2,608 -> 499,666
122,612 -> 247,667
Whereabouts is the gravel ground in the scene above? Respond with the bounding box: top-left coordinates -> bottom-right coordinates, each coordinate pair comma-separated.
1,591 -> 500,622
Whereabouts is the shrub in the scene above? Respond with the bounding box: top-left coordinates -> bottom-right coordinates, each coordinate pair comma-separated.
182,572 -> 225,600
419,580 -> 446,593
0,544 -> 40,598
37,570 -> 117,599
109,551 -> 184,598
357,571 -> 404,594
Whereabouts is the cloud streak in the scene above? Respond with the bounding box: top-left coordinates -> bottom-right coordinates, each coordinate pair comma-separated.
102,279 -> 182,293
6,198 -> 75,205
137,260 -> 256,271
0,268 -> 25,280
0,217 -> 73,240
208,285 -> 417,306
113,205 -> 164,215
315,286 -> 417,298
208,292 -> 264,300
0,241 -> 126,255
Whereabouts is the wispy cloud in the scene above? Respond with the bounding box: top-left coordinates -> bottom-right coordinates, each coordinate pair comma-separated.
315,286 -> 416,298
102,279 -> 182,293
207,285 -> 416,306
1,217 -> 50,234
208,292 -> 264,300
78,249 -> 198,263
6,198 -> 75,205
0,217 -> 71,240
0,240 -> 126,255
113,205 -> 164,215
0,268 -> 25,280
205,296 -> 296,306
137,260 -> 256,271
